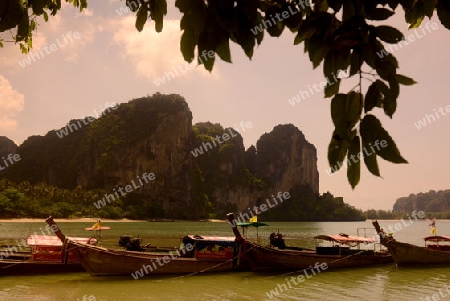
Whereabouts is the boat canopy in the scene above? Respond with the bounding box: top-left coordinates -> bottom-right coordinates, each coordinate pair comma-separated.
314,234 -> 375,244
27,235 -> 96,246
184,235 -> 236,242
236,222 -> 269,228
424,235 -> 450,242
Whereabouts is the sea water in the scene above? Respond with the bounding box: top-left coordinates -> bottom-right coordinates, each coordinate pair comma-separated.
0,220 -> 449,301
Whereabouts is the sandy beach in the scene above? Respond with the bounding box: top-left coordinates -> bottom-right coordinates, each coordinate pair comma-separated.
0,218 -> 145,223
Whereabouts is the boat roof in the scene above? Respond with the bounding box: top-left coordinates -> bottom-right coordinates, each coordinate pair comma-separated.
184,235 -> 236,242
27,235 -> 95,246
236,222 -> 269,228
424,235 -> 450,242
313,234 -> 375,244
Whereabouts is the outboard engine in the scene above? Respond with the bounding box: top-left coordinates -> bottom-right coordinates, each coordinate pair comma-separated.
118,235 -> 144,251
269,232 -> 286,249
118,235 -> 131,247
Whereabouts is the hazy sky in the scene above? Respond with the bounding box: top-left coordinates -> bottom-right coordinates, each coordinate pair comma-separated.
1,1 -> 449,210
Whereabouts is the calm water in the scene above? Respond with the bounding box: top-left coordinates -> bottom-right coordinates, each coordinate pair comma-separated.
1,220 -> 450,301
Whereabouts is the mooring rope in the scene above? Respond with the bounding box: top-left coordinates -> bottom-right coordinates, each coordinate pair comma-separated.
262,250 -> 366,280
0,262 -> 22,269
170,244 -> 256,280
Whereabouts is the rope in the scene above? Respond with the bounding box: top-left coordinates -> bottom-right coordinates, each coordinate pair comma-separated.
262,250 -> 366,280
0,262 -> 22,269
169,245 -> 255,280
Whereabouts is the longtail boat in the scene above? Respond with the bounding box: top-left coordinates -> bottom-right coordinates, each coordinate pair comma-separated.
227,213 -> 392,272
45,216 -> 246,277
373,220 -> 450,266
0,235 -> 96,275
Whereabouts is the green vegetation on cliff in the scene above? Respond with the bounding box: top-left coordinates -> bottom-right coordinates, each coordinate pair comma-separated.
260,188 -> 365,221
1,94 -> 364,221
393,189 -> 450,218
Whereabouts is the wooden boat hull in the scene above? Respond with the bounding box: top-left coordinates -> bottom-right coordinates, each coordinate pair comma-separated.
244,242 -> 393,272
372,220 -> 450,266
68,241 -> 238,276
383,240 -> 450,266
0,260 -> 84,275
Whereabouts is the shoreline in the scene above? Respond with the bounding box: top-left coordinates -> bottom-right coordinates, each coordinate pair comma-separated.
0,218 -> 227,223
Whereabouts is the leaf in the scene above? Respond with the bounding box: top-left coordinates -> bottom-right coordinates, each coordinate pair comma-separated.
330,92 -> 361,139
374,79 -> 395,117
294,19 -> 317,45
80,0 -> 88,10
360,114 -> 408,164
328,131 -> 350,172
374,48 -> 398,80
437,0 -> 450,30
180,30 -> 197,62
175,0 -> 191,13
334,49 -> 351,72
308,38 -> 329,69
283,4 -> 303,31
347,135 -> 361,189
423,0 -> 435,18
0,0 -> 23,32
135,5 -> 148,32
349,50 -> 361,76
264,6 -> 285,37
323,50 -> 336,79
30,19 -> 36,31
342,0 -> 356,22
377,79 -> 390,99
395,74 -> 417,85
363,143 -> 381,177
31,0 -> 46,15
43,11 -> 48,22
197,28 -> 222,71
327,0 -> 343,12
364,81 -> 381,113
254,13 -> 265,45
346,91 -> 363,129
383,77 -> 399,118
375,25 -> 404,44
324,79 -> 340,98
16,11 -> 29,42
181,8 -> 206,32
330,93 -> 348,130
387,0 -> 400,10
216,37 -> 231,63
408,15 -> 425,29
150,0 -> 167,32
367,8 -> 395,20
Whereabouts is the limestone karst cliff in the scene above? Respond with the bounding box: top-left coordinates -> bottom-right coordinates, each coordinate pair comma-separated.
4,93 -> 325,219
0,136 -> 18,176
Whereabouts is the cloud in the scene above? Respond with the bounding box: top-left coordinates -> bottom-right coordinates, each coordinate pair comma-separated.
112,17 -> 219,83
0,10 -> 98,70
0,76 -> 25,131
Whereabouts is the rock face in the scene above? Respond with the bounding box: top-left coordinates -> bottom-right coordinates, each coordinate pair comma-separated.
0,137 -> 17,155
196,123 -> 320,215
6,93 -> 320,219
0,136 -> 18,175
255,124 -> 319,194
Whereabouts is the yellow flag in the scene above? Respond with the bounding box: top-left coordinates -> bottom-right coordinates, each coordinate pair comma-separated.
92,220 -> 101,230
430,226 -> 436,235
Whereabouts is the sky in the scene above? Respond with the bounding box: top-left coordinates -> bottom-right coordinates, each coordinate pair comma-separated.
1,1 -> 449,211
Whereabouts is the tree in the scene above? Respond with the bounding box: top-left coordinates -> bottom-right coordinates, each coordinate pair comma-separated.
1,0 -> 450,188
